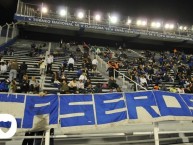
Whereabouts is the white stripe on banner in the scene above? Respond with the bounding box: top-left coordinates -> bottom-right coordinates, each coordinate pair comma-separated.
35,102 -> 50,107
106,108 -> 127,114
69,101 -> 93,105
104,98 -> 124,103
0,103 -> 25,118
60,113 -> 85,118
134,96 -> 148,100
163,95 -> 181,108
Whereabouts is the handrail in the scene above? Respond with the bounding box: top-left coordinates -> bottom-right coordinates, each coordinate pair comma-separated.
113,69 -> 147,91
127,48 -> 146,58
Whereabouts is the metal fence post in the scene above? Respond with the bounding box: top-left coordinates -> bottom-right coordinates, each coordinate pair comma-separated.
16,0 -> 20,14
123,75 -> 125,85
0,26 -> 2,37
154,122 -> 160,145
5,24 -> 10,43
11,23 -> 15,39
45,129 -> 50,145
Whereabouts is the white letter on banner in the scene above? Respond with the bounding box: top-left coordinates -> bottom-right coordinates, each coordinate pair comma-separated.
0,114 -> 17,139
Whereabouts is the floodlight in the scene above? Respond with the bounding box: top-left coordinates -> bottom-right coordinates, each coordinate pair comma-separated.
127,19 -> 132,25
151,22 -> 161,28
137,20 -> 147,26
77,11 -> 84,19
59,9 -> 67,17
179,26 -> 183,30
136,20 -> 142,25
169,24 -> 174,29
110,15 -> 118,24
95,14 -> 101,21
142,21 -> 147,26
184,26 -> 187,30
41,7 -> 48,14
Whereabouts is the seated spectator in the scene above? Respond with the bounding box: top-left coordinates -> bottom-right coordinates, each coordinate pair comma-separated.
29,76 -> 39,93
77,68 -> 83,78
85,78 -> 92,88
116,87 -> 122,92
0,62 -> 7,74
68,78 -> 77,93
160,83 -> 167,91
177,86 -> 185,94
153,84 -> 159,90
39,59 -> 46,75
108,76 -> 119,89
77,80 -> 85,93
140,75 -> 148,88
169,86 -> 177,93
93,83 -> 102,93
60,72 -> 67,82
79,73 -> 87,83
20,75 -> 29,93
60,80 -> 69,94
9,79 -> 17,93
85,84 -> 94,94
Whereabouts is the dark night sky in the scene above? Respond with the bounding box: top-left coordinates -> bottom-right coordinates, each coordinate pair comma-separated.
0,0 -> 193,25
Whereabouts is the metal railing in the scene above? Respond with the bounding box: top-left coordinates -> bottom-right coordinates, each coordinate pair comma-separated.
0,23 -> 19,46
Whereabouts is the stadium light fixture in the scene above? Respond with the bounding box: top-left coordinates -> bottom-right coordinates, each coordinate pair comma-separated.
109,15 -> 118,24
95,14 -> 101,21
59,9 -> 67,17
137,20 -> 147,26
151,22 -> 161,28
126,19 -> 132,25
164,23 -> 174,30
41,6 -> 48,14
77,11 -> 84,19
179,26 -> 187,31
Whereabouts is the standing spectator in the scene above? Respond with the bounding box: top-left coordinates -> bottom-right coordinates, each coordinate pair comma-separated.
46,55 -> 53,74
39,59 -> 46,75
19,62 -> 27,83
9,60 -> 18,81
68,56 -> 75,71
92,57 -> 98,70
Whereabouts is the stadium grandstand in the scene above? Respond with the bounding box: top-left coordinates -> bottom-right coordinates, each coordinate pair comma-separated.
1,0 -> 193,145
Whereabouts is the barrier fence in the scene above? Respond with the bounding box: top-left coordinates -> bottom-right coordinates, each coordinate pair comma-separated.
1,91 -> 193,145
0,23 -> 19,47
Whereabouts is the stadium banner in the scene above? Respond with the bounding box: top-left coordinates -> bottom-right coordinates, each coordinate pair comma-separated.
14,14 -> 193,41
0,91 -> 193,133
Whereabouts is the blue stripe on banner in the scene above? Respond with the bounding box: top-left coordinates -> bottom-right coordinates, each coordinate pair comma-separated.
180,93 -> 193,116
94,93 -> 127,124
22,95 -> 58,128
0,94 -> 25,103
0,119 -> 21,128
0,121 -> 11,128
153,91 -> 192,117
60,94 -> 95,127
125,91 -> 160,119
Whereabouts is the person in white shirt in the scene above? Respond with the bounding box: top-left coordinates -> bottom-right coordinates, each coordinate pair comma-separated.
0,62 -> 7,74
46,55 -> 53,74
92,57 -> 98,68
140,75 -> 148,88
79,73 -> 87,83
39,59 -> 46,75
68,57 -> 74,71
77,80 -> 85,93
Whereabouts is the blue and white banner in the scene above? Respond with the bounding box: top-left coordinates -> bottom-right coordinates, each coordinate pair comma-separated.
0,91 -> 193,133
14,14 -> 193,41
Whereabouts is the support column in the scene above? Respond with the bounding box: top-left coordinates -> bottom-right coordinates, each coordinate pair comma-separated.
154,122 -> 160,145
16,0 -> 20,14
12,24 -> 15,39
0,26 -> 2,37
45,129 -> 50,145
5,24 -> 10,43
88,10 -> 90,25
48,42 -> 51,54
